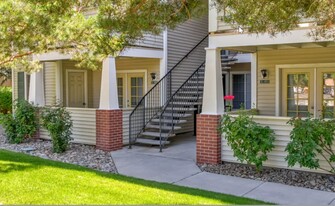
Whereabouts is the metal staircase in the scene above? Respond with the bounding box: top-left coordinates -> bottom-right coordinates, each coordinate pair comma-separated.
129,35 -> 208,151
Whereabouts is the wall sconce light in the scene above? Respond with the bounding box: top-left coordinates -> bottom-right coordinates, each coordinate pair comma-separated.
150,72 -> 157,85
261,69 -> 268,79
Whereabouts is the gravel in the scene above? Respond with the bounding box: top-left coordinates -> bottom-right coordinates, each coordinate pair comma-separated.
198,162 -> 335,192
0,128 -> 117,173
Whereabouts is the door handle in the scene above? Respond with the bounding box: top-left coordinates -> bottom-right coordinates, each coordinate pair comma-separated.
83,103 -> 86,106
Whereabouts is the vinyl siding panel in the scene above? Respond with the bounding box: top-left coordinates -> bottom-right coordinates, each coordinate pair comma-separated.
135,33 -> 163,49
40,108 -> 96,145
12,71 -> 18,101
222,115 -> 333,174
257,47 -> 335,115
167,15 -> 208,133
44,62 -> 57,106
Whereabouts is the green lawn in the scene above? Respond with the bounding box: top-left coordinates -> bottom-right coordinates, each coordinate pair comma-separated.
0,149 -> 269,205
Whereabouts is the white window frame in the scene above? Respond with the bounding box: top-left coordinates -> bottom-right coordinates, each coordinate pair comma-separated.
275,63 -> 335,116
116,70 -> 148,109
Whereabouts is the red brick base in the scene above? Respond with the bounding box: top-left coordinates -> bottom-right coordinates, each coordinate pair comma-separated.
196,114 -> 222,164
96,109 -> 123,151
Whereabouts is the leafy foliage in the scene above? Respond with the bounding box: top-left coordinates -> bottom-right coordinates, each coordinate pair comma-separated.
219,111 -> 275,170
0,100 -> 37,143
286,116 -> 335,174
214,0 -> 335,40
0,0 -> 205,71
41,106 -> 73,153
0,67 -> 11,85
0,87 -> 12,114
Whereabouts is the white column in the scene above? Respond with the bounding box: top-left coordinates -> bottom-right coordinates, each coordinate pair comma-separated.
208,0 -> 218,33
55,61 -> 63,105
99,57 -> 119,109
28,69 -> 45,106
251,53 -> 257,108
201,47 -> 224,115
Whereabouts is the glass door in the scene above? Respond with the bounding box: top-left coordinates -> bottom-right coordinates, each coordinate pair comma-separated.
127,73 -> 145,108
282,69 -> 314,117
316,69 -> 335,118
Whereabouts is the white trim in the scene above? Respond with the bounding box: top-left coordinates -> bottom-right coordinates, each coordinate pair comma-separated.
55,61 -> 63,105
209,29 -> 323,49
275,67 -> 280,116
65,69 -> 88,108
313,68 -> 317,115
251,53 -> 257,108
208,0 -> 218,33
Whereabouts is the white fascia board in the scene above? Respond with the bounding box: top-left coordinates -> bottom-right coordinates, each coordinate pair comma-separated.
209,29 -> 318,48
236,53 -> 251,63
33,47 -> 164,62
119,47 -> 164,59
33,52 -> 72,61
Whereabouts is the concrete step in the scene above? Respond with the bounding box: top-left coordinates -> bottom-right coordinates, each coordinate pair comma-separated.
146,124 -> 182,130
151,119 -> 187,124
141,131 -> 175,138
136,138 -> 170,145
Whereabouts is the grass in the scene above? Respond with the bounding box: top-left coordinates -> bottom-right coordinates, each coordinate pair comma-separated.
0,149 -> 269,205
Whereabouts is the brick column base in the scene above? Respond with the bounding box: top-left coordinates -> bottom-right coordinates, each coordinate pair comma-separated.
96,109 -> 123,151
196,114 -> 222,164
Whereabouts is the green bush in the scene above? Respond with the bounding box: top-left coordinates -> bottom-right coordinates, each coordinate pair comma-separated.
0,100 -> 38,143
0,87 -> 12,114
286,116 -> 335,174
41,106 -> 73,153
219,111 -> 275,170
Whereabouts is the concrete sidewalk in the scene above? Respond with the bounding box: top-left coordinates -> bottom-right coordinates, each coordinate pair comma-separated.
112,134 -> 335,205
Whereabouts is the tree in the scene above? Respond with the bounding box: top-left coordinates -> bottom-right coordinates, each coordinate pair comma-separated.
214,0 -> 335,40
0,68 -> 11,86
0,0 -> 205,71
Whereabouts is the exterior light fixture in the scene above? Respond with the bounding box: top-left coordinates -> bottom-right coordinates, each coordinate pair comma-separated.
261,69 -> 268,79
150,72 -> 157,84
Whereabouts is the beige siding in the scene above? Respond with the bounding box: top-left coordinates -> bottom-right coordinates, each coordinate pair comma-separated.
135,33 -> 163,49
116,57 -> 160,92
122,109 -> 132,145
222,115 -> 334,174
40,108 -> 96,145
44,62 -> 57,106
12,71 -> 18,101
167,15 -> 208,133
257,47 -> 335,115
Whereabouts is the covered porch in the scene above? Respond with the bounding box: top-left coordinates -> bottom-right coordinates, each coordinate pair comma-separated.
197,38 -> 335,173
19,48 -> 165,148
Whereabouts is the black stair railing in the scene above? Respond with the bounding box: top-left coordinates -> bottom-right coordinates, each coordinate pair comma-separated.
158,62 -> 205,151
129,35 -> 208,148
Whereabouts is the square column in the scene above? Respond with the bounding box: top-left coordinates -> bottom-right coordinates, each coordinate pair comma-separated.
96,57 -> 123,151
28,69 -> 45,106
196,47 -> 223,164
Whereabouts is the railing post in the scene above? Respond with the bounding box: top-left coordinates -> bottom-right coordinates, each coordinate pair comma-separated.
129,116 -> 132,149
169,74 -> 172,99
171,99 -> 174,133
159,114 -> 163,152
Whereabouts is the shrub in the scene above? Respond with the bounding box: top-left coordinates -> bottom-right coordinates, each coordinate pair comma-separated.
286,116 -> 335,174
0,87 -> 12,114
219,110 -> 275,170
0,100 -> 38,143
41,106 -> 73,153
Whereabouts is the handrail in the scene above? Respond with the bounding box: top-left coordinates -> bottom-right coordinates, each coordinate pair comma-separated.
129,34 -> 208,116
158,62 -> 205,151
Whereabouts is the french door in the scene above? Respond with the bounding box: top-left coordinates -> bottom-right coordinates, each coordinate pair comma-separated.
117,72 -> 145,109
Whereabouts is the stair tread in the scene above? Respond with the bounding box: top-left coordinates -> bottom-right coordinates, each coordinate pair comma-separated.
165,107 -> 198,111
174,96 -> 203,99
141,131 -> 175,138
158,113 -> 193,118
136,138 -> 170,145
151,119 -> 187,124
170,101 -> 202,105
146,124 -> 182,130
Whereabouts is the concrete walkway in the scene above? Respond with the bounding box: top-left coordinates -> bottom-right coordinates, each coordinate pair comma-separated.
112,134 -> 335,205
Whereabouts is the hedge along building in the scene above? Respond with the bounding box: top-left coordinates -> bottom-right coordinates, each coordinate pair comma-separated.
199,0 -> 335,173
12,10 -> 210,151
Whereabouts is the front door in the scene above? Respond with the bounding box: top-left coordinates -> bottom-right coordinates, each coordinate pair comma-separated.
282,69 -> 314,117
67,71 -> 87,108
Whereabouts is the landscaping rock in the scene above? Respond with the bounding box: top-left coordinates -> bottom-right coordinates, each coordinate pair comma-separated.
198,162 -> 335,192
0,129 -> 117,174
